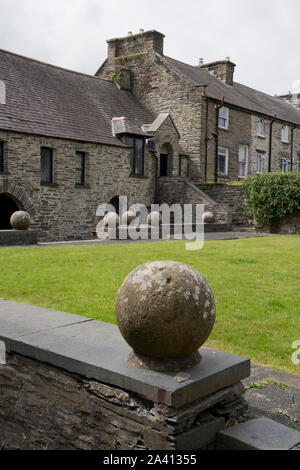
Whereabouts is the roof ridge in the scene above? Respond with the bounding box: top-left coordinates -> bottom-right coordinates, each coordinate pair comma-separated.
0,47 -> 113,84
162,54 -> 199,70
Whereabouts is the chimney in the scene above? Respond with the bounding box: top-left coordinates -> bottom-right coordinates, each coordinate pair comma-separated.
107,30 -> 165,59
112,69 -> 131,92
198,57 -> 236,86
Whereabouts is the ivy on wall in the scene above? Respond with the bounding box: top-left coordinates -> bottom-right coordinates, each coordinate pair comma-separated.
242,172 -> 300,227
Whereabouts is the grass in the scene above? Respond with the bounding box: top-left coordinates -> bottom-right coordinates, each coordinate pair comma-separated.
0,235 -> 299,374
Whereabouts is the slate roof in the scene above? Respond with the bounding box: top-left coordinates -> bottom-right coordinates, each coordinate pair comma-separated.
144,112 -> 180,137
0,49 -> 153,146
159,55 -> 300,126
112,116 -> 150,137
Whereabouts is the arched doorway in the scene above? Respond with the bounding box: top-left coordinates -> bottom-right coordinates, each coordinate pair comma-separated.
160,143 -> 173,177
109,196 -> 120,215
0,194 -> 22,230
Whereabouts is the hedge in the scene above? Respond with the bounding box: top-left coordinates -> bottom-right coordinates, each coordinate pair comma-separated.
242,172 -> 300,226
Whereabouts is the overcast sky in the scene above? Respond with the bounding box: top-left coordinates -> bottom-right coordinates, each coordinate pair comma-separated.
1,0 -> 299,96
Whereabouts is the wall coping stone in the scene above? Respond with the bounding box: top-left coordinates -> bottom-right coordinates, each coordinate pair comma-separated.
0,299 -> 250,407
185,181 -> 217,205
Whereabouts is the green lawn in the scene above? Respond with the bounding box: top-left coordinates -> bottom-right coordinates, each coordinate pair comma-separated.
0,236 -> 299,374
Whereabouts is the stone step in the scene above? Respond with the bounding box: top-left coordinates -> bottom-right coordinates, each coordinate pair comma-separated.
216,418 -> 300,450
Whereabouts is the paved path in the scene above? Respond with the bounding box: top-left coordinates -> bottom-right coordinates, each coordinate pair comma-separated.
39,231 -> 271,247
243,364 -> 300,431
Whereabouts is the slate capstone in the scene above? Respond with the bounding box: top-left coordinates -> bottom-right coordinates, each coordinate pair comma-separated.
115,261 -> 216,366
10,211 -> 31,230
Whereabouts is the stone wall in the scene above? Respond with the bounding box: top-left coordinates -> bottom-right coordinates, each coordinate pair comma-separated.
158,177 -> 230,225
0,130 -> 156,241
98,51 -> 206,183
200,183 -> 252,227
206,101 -> 252,182
250,117 -> 300,174
0,351 -> 247,450
98,30 -> 300,184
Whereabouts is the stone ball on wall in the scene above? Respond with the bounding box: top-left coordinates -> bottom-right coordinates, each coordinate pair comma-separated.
121,211 -> 136,226
147,211 -> 162,227
115,261 -> 216,360
103,212 -> 120,227
202,211 -> 215,223
10,211 -> 32,230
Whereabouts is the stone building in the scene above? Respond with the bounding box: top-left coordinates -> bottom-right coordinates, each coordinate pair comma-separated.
98,29 -> 300,180
1,29 -> 300,241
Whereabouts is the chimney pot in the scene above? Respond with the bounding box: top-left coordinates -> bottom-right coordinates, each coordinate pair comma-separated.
199,58 -> 204,65
225,56 -> 230,61
127,31 -> 133,36
139,29 -> 144,34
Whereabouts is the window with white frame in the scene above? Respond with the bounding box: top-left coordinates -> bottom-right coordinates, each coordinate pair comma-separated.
256,152 -> 265,174
257,119 -> 265,137
281,125 -> 289,143
280,158 -> 289,172
238,145 -> 248,178
218,107 -> 229,129
218,147 -> 228,175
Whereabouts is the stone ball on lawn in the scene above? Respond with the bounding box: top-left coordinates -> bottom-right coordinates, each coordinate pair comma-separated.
202,211 -> 215,223
115,261 -> 216,359
103,212 -> 120,227
147,211 -> 162,227
10,211 -> 31,230
121,211 -> 136,226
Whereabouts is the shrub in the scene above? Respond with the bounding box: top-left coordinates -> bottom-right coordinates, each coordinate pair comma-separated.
242,172 -> 300,227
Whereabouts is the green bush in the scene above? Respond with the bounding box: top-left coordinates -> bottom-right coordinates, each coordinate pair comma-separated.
242,172 -> 300,226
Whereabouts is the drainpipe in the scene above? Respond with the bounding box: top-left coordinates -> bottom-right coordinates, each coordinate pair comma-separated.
268,116 -> 276,173
214,107 -> 219,182
290,127 -> 296,171
151,152 -> 159,204
214,97 -> 224,182
204,98 -> 209,182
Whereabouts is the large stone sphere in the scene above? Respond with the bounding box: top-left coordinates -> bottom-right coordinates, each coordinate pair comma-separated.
10,211 -> 31,230
147,211 -> 162,227
202,211 -> 215,223
103,212 -> 120,227
121,211 -> 136,226
115,261 -> 216,359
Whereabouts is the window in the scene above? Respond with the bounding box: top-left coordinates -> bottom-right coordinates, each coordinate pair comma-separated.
281,125 -> 289,143
256,152 -> 265,174
0,141 -> 4,172
257,119 -> 265,137
123,136 -> 145,176
40,147 -> 53,184
75,151 -> 85,185
296,160 -> 300,173
218,107 -> 229,129
218,147 -> 228,175
238,145 -> 248,178
280,158 -> 289,173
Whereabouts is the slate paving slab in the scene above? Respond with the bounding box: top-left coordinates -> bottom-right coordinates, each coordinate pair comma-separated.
217,417 -> 300,450
242,364 -> 300,431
